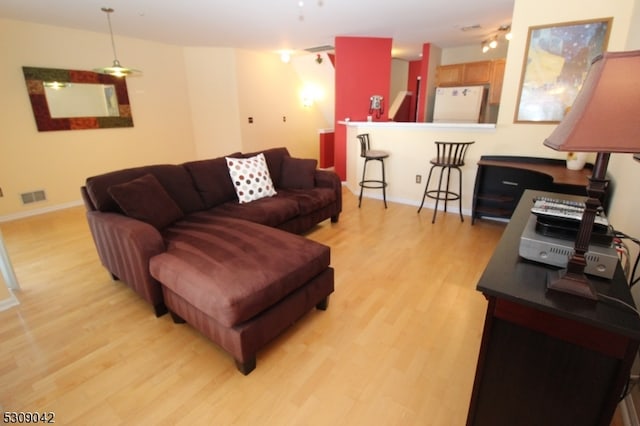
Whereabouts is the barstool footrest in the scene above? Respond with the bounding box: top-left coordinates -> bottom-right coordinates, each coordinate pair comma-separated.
425,190 -> 460,202
416,140 -> 474,223
360,180 -> 388,190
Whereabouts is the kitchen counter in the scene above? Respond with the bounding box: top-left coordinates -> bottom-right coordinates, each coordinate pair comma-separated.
339,121 -> 496,130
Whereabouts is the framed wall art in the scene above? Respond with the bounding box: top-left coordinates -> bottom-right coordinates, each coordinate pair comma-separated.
514,17 -> 612,123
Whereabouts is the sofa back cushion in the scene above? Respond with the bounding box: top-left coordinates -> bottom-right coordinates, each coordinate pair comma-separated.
86,164 -> 204,214
242,147 -> 290,188
183,153 -> 241,209
280,156 -> 317,190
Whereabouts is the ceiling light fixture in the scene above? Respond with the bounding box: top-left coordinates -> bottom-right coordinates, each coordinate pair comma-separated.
481,24 -> 512,53
93,7 -> 141,78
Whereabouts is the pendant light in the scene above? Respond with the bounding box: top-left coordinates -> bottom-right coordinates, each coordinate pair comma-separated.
94,7 -> 141,77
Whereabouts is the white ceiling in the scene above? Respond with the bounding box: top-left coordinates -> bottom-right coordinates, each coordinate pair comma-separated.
0,0 -> 515,60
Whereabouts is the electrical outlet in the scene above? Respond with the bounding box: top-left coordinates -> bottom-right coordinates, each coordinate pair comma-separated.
415,175 -> 422,184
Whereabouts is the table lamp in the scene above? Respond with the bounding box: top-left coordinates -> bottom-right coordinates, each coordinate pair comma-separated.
543,50 -> 640,300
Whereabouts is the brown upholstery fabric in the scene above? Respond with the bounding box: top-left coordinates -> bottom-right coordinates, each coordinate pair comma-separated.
150,216 -> 330,327
209,197 -> 300,227
108,174 -> 184,229
183,153 -> 241,208
160,268 -> 334,365
280,157 -> 317,189
86,164 -> 205,214
277,188 -> 337,215
242,147 -> 290,187
86,210 -> 166,312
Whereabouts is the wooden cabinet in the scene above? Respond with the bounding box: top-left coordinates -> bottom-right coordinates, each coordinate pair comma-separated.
467,189 -> 640,426
436,60 -> 493,87
435,63 -> 464,86
488,59 -> 505,105
471,156 -> 606,224
462,60 -> 492,85
435,60 -> 506,105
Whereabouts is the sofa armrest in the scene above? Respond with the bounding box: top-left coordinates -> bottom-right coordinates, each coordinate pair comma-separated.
314,169 -> 342,215
86,210 -> 167,316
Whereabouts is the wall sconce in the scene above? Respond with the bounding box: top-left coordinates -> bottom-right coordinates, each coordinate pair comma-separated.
301,84 -> 323,107
280,51 -> 291,63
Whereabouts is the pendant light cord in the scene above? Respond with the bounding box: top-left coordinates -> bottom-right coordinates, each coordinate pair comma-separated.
102,7 -> 120,65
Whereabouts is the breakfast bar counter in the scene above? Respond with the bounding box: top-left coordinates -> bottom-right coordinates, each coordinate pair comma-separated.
341,121 -> 496,211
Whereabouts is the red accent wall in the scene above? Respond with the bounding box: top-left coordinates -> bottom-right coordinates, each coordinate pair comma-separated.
408,60 -> 422,122
334,36 -> 392,180
319,131 -> 335,168
417,43 -> 431,122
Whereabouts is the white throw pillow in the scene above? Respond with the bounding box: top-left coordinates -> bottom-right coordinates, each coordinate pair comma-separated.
226,153 -> 277,203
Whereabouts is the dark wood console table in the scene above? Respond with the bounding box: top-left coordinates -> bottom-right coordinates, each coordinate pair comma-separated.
471,156 -> 609,224
466,189 -> 640,426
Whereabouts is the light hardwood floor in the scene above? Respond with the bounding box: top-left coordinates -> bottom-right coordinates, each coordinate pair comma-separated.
0,189 -> 625,425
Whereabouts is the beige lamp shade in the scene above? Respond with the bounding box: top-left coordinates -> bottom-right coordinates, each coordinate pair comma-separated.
544,50 -> 640,153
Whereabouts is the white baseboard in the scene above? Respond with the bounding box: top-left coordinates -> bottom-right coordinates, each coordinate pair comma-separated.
0,289 -> 19,312
621,393 -> 640,426
0,200 -> 84,223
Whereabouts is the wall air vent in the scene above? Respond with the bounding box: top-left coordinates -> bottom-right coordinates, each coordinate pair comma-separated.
21,190 -> 46,204
304,45 -> 334,53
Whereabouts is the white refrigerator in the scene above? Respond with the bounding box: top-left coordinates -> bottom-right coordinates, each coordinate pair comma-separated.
432,85 -> 485,123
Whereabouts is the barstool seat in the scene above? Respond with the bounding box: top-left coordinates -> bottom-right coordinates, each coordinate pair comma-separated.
357,133 -> 389,208
418,141 -> 474,223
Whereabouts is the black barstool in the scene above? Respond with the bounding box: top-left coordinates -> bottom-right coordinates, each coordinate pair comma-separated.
357,133 -> 389,208
418,141 -> 474,223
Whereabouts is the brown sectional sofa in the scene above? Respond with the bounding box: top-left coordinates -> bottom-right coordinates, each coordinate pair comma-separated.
81,147 -> 341,374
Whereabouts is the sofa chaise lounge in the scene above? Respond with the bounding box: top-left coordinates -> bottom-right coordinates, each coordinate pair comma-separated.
81,147 -> 341,374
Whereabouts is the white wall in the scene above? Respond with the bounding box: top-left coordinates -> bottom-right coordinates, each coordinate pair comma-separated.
0,18 -> 331,219
0,18 -> 196,218
292,52 -> 336,127
234,49 -> 330,159
390,58 -> 410,113
183,47 -> 243,159
441,43 -> 509,65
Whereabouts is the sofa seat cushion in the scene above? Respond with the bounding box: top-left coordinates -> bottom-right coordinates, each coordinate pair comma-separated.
209,196 -> 300,227
149,216 -> 330,327
277,188 -> 337,215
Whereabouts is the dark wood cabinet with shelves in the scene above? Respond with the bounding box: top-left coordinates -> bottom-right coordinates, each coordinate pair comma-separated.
466,190 -> 640,426
471,156 -> 606,224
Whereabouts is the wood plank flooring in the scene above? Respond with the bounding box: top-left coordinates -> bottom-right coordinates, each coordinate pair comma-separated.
0,189 -> 624,425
